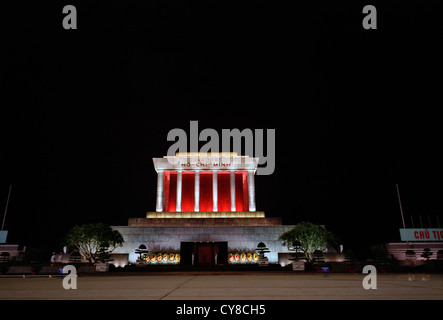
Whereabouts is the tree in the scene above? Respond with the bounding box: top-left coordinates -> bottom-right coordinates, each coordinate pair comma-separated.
405,250 -> 416,260
421,248 -> 432,261
255,242 -> 270,259
64,223 -> 124,263
95,246 -> 112,263
278,222 -> 338,263
0,252 -> 10,263
135,244 -> 149,260
288,240 -> 304,261
68,250 -> 82,263
312,249 -> 325,264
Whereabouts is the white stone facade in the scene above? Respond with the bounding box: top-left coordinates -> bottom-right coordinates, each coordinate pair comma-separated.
112,225 -> 295,264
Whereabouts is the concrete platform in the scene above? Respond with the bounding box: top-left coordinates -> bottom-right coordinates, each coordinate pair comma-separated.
1,272 -> 442,300
128,217 -> 282,226
145,211 -> 266,218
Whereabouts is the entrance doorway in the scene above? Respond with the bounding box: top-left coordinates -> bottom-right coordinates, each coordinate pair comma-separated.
180,242 -> 228,265
197,244 -> 214,264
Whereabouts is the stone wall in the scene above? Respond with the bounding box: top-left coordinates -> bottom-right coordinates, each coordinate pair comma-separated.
112,225 -> 295,264
128,217 -> 282,227
385,242 -> 443,261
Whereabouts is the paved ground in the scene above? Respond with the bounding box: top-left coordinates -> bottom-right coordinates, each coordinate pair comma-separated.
0,272 -> 442,300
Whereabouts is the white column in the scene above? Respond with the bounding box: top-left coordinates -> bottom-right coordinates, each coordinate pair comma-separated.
155,170 -> 164,212
230,170 -> 236,212
194,171 -> 200,212
248,170 -> 256,212
212,170 -> 218,212
176,170 -> 182,212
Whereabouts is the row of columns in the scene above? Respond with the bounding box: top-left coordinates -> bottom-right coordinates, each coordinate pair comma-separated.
155,170 -> 256,213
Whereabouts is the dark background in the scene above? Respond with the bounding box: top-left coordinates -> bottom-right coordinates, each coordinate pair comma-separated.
1,1 -> 442,259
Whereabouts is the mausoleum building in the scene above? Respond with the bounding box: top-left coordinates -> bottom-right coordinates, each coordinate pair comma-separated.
112,153 -> 295,266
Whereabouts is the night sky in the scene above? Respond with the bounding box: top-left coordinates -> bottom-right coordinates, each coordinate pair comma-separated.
2,2 -> 442,258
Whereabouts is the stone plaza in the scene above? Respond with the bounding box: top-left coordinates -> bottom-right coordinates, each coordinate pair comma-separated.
1,272 -> 442,300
